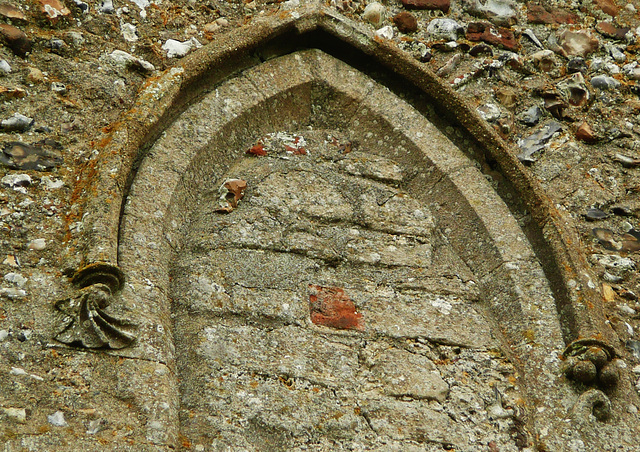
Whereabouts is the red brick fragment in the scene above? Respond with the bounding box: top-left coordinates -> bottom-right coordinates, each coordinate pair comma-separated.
594,0 -> 618,16
576,122 -> 598,143
596,21 -> 629,40
309,285 -> 363,331
0,24 -> 31,57
400,0 -> 449,13
466,22 -> 518,51
527,4 -> 578,24
393,12 -> 418,34
247,143 -> 267,156
38,0 -> 71,22
0,3 -> 26,21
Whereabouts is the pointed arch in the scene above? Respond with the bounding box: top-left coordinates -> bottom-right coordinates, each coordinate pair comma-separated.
61,6 -> 625,449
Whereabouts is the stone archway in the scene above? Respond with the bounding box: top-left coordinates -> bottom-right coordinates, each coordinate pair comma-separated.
54,6 -> 637,451
116,49 -> 569,449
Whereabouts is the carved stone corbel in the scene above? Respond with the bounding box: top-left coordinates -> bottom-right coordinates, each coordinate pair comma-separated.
54,263 -> 136,349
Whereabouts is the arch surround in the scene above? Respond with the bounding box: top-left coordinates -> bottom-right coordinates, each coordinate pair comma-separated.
58,5 -> 638,451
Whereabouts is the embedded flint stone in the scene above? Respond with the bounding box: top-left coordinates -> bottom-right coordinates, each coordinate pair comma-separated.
55,283 -> 136,349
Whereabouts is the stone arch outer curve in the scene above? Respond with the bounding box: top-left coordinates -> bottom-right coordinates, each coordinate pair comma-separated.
59,4 -> 632,450
72,5 -> 610,349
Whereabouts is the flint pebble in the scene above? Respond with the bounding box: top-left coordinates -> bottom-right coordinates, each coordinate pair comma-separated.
567,57 -> 587,75
482,0 -> 517,26
122,23 -> 139,42
2,174 -> 31,188
620,305 -> 636,316
4,273 -> 27,288
628,340 -> 640,359
592,253 -> 635,275
47,411 -> 68,427
1,113 -> 33,132
108,50 -> 155,73
1,142 -> 63,171
28,239 -> 47,250
477,103 -> 501,122
375,26 -> 394,40
586,208 -> 608,220
51,82 -> 67,95
426,18 -> 463,41
0,59 -> 10,75
591,75 -> 621,90
518,106 -> 542,126
71,0 -> 89,12
517,121 -> 562,162
41,176 -> 64,190
606,44 -> 626,63
623,62 -> 640,80
0,288 -> 26,299
50,39 -> 65,51
2,407 -> 26,423
99,0 -> 114,13
162,38 -> 202,58
363,2 -> 386,28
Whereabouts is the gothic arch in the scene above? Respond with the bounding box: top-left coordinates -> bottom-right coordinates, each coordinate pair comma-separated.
57,5 -> 632,449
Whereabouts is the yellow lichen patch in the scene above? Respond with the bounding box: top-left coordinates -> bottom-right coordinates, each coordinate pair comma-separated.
522,329 -> 535,343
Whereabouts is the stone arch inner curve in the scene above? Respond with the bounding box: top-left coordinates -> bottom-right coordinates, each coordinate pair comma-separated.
114,48 -> 574,449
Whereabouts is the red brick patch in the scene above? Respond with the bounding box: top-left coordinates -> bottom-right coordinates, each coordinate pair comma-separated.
247,143 -> 267,156
400,0 -> 450,13
596,21 -> 629,40
309,285 -> 363,331
594,0 -> 618,17
526,5 -> 578,24
466,22 -> 518,51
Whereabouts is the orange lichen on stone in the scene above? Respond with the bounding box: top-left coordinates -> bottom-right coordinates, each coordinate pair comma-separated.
309,285 -> 364,331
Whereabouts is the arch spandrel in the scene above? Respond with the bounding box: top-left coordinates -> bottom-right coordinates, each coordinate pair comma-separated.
56,8 -> 639,450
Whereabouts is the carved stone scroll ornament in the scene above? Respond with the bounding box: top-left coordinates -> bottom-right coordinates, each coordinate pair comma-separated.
562,339 -> 619,389
54,263 -> 137,349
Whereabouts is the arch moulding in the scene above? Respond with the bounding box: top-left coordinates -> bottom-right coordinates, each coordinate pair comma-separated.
55,4 -> 638,450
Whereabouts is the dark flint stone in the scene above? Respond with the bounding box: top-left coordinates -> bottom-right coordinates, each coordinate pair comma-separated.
517,120 -> 562,163
419,52 -> 432,63
592,227 -> 619,251
518,106 -> 542,126
567,57 -> 587,75
611,206 -> 632,216
469,43 -> 493,57
1,142 -> 63,171
585,208 -> 608,221
627,340 -> 640,359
